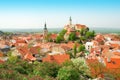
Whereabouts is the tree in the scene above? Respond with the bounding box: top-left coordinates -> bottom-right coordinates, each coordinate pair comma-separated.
59,29 -> 67,37
58,58 -> 91,80
78,44 -> 85,53
73,43 -> 77,58
69,32 -> 76,41
88,60 -> 106,78
56,29 -> 67,43
33,62 -> 61,78
85,31 -> 95,39
71,58 -> 90,78
57,66 -> 80,80
56,36 -> 63,43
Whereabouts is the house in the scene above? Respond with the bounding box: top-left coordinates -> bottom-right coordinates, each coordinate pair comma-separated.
94,34 -> 105,44
0,45 -> 11,54
85,42 -> 93,51
75,24 -> 87,31
42,53 -> 70,64
29,46 -> 41,55
52,44 -> 65,54
104,58 -> 120,69
49,33 -> 57,42
24,53 -> 36,61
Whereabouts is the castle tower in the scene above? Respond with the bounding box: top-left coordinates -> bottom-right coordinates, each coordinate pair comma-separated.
43,22 -> 48,42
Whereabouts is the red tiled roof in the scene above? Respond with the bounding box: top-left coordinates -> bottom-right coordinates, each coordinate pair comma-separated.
24,53 -> 36,61
104,58 -> 120,69
50,34 -> 57,40
29,46 -> 41,54
17,47 -> 29,56
42,54 -> 70,64
75,24 -> 87,29
112,51 -> 120,56
15,40 -> 26,43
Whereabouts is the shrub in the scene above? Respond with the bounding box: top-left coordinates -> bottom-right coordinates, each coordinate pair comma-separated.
71,58 -> 91,79
33,62 -> 61,78
57,66 -> 79,80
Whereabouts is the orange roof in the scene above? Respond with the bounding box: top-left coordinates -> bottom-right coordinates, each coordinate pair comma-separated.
112,51 -> 120,56
104,58 -> 120,69
29,46 -> 41,54
42,54 -> 70,64
17,47 -> 29,56
50,34 -> 57,40
15,40 -> 26,43
75,24 -> 87,29
24,53 -> 36,61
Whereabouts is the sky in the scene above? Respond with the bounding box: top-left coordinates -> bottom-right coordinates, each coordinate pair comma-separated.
0,0 -> 120,29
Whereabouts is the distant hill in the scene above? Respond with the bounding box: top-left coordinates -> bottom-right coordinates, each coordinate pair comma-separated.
0,28 -> 63,33
0,27 -> 120,34
90,27 -> 120,34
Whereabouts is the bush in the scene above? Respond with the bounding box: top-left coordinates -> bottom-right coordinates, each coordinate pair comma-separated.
33,62 -> 61,78
57,66 -> 79,80
0,69 -> 23,80
71,58 -> 90,77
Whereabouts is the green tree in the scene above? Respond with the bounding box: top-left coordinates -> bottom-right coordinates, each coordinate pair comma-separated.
78,44 -> 85,53
59,29 -> 67,37
85,31 -> 95,39
73,43 -> 77,58
71,58 -> 91,79
57,66 -> 79,80
33,62 -> 61,78
56,36 -> 63,43
56,29 -> 67,43
69,32 -> 76,41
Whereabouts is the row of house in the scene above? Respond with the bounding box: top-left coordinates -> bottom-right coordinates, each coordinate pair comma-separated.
85,33 -> 120,69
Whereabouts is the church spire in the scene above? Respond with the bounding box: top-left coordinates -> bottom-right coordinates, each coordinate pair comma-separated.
43,22 -> 48,43
44,22 -> 47,30
69,16 -> 72,25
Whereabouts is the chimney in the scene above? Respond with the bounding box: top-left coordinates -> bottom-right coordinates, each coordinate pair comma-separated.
107,55 -> 111,63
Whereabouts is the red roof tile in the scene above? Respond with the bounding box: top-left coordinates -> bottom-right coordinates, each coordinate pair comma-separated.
24,53 -> 36,61
104,58 -> 120,69
42,54 -> 70,64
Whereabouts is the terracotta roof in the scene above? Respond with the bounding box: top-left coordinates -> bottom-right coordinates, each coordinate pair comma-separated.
24,53 -> 36,61
104,58 -> 120,69
29,46 -> 41,54
50,34 -> 57,40
112,50 -> 120,56
75,24 -> 87,29
42,53 -> 70,64
17,47 -> 29,56
15,40 -> 26,43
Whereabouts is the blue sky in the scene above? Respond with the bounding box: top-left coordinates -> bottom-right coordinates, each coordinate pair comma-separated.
0,0 -> 120,29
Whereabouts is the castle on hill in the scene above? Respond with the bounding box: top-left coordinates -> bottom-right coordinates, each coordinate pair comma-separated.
64,17 -> 88,32
64,17 -> 89,41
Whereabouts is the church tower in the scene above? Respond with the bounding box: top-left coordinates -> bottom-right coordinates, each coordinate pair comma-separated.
69,16 -> 72,25
43,22 -> 48,42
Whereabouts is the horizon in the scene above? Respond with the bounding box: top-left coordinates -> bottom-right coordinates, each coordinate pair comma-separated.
0,0 -> 120,29
0,27 -> 120,33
